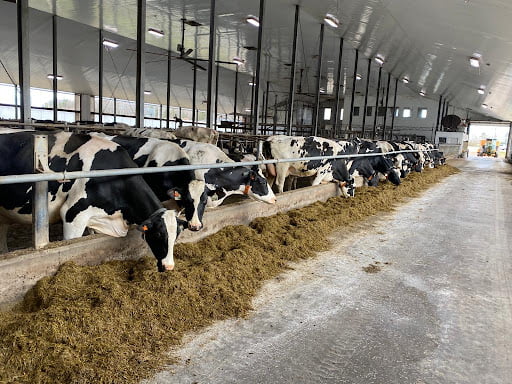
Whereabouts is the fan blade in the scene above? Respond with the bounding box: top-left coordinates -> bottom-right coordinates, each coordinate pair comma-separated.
184,48 -> 194,57
184,58 -> 207,71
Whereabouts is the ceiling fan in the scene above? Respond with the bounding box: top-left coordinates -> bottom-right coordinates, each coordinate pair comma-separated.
175,18 -> 207,71
126,18 -> 207,71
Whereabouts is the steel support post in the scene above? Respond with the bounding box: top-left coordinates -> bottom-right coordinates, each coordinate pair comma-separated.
435,95 -> 442,134
166,50 -> 171,129
333,37 -> 344,138
286,4 -> 300,135
98,29 -> 103,123
372,65 -> 382,139
382,72 -> 391,139
348,50 -> 358,132
33,135 -> 49,249
313,23 -> 325,136
390,78 -> 398,140
214,64 -> 219,129
206,0 -> 216,128
252,0 -> 265,135
113,97 -> 117,123
233,66 -> 239,128
52,15 -> 58,122
135,0 -> 146,128
17,0 -> 31,123
264,81 -> 270,135
273,94 -> 277,134
361,58 -> 371,136
192,62 -> 197,125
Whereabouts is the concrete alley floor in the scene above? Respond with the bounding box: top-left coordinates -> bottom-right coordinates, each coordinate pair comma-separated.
146,157 -> 512,384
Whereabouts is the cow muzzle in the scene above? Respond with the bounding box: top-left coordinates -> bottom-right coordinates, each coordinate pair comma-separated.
188,223 -> 202,232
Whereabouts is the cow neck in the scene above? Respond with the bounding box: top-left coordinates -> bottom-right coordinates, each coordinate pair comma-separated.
123,177 -> 164,225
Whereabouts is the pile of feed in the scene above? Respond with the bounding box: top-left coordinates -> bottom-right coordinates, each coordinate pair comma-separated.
0,165 -> 459,384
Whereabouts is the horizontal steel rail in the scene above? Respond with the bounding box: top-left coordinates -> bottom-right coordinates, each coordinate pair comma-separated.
0,149 -> 439,185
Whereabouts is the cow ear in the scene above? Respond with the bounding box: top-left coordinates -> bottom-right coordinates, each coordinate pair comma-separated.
168,188 -> 182,200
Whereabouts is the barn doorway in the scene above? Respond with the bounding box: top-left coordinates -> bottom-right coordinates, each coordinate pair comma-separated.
468,121 -> 510,158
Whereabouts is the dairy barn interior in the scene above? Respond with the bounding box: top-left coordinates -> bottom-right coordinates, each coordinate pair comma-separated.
0,0 -> 511,382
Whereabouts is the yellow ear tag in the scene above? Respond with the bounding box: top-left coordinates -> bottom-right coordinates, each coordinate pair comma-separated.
142,225 -> 148,232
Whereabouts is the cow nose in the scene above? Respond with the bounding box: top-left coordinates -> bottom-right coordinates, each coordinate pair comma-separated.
268,197 -> 277,204
164,263 -> 174,271
188,223 -> 202,231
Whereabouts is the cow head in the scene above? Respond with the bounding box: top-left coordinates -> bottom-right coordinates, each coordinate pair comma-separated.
137,209 -> 187,272
243,166 -> 277,204
168,179 -> 208,231
332,159 -> 355,197
387,168 -> 401,185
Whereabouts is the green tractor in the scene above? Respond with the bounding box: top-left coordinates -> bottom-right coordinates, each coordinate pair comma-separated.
477,138 -> 499,157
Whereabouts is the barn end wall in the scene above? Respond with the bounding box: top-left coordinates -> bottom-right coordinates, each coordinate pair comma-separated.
0,183 -> 341,308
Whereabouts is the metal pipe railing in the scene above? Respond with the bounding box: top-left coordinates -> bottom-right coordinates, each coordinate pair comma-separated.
0,149 -> 439,185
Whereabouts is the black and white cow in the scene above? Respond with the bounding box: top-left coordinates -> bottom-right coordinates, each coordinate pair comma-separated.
171,139 -> 276,207
92,133 -> 207,231
0,131 -> 185,271
123,128 -> 178,140
263,136 -> 354,196
174,126 -> 219,145
339,140 -> 401,187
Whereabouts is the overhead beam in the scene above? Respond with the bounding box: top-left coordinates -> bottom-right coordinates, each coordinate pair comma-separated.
52,15 -> 58,122
348,49 -> 358,132
252,0 -> 265,135
313,23 -> 325,136
382,72 -> 391,139
206,0 -> 216,128
333,37 -> 344,138
372,65 -> 382,139
286,4 -> 300,136
17,0 -> 31,123
135,0 -> 146,128
361,58 -> 371,137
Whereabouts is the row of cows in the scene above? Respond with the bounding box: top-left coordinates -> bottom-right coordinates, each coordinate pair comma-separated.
0,126 -> 444,272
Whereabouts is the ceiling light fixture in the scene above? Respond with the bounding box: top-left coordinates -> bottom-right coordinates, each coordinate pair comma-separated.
356,74 -> 362,80
144,90 -> 151,95
246,15 -> 260,27
47,74 -> 63,80
324,13 -> 339,28
419,91 -> 426,96
402,77 -> 410,84
482,103 -> 488,109
469,56 -> 480,68
248,81 -> 255,86
233,56 -> 244,66
477,88 -> 485,95
245,108 -> 252,112
148,28 -> 165,37
374,56 -> 385,66
102,39 -> 119,48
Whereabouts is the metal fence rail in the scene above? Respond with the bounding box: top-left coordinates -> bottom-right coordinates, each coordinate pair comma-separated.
0,136 -> 440,250
0,149 -> 438,185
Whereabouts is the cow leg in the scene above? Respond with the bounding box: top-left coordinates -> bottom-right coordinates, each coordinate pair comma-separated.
0,224 -> 9,253
60,206 -> 89,240
274,164 -> 289,194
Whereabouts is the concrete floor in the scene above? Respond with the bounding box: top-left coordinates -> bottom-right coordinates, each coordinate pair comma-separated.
146,157 -> 512,384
